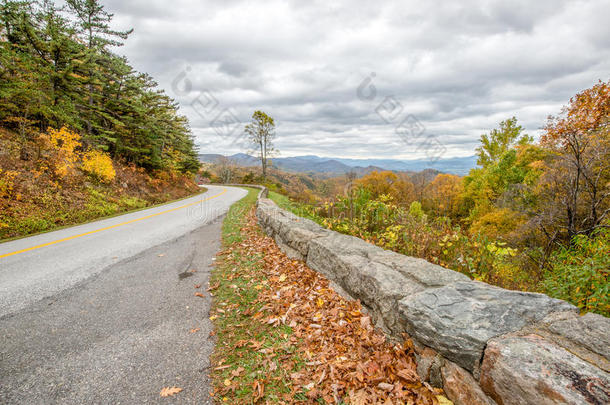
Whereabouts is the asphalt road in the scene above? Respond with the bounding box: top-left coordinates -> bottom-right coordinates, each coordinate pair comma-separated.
0,185 -> 247,404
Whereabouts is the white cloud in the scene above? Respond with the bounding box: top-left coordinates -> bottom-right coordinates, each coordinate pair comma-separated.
106,0 -> 610,159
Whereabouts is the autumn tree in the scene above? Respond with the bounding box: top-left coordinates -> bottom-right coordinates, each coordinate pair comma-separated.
356,171 -> 397,198
476,117 -> 533,167
244,110 -> 276,178
355,170 -> 415,206
536,80 -> 610,244
423,173 -> 463,217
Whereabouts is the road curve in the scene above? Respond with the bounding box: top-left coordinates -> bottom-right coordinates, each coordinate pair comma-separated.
0,185 -> 246,403
0,185 -> 245,317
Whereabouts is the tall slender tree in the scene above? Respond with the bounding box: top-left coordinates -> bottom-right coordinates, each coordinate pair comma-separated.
244,110 -> 276,178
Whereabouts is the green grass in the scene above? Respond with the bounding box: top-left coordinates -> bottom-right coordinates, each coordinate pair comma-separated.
210,187 -> 305,403
267,190 -> 292,210
268,190 -> 322,225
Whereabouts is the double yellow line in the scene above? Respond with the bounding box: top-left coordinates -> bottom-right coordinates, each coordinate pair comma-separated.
0,188 -> 228,260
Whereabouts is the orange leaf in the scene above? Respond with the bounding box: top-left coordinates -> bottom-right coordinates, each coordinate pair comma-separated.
160,386 -> 182,397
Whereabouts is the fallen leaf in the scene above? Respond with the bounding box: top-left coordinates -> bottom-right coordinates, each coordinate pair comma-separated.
397,368 -> 418,382
252,380 -> 264,402
223,378 -> 232,387
231,366 -> 245,377
278,274 -> 287,282
190,328 -> 200,333
437,394 -> 454,405
157,253 -> 165,257
378,382 -> 394,391
160,386 -> 182,397
194,292 -> 205,298
194,284 -> 201,289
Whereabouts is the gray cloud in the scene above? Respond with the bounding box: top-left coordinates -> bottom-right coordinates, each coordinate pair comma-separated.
106,0 -> 610,159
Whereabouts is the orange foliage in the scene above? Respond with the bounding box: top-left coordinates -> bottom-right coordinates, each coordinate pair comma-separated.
356,171 -> 415,204
541,80 -> 610,148
423,174 -> 463,217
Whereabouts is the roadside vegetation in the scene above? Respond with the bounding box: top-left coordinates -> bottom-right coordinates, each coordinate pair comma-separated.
268,81 -> 610,316
0,127 -> 200,240
0,0 -> 201,239
209,188 -> 443,404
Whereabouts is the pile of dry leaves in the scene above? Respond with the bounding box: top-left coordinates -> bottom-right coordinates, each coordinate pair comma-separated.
211,208 -> 444,404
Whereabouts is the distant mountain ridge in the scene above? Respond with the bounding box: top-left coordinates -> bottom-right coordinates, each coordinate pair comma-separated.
199,153 -> 477,176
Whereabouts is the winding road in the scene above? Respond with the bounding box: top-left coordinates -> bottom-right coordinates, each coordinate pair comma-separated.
0,185 -> 247,404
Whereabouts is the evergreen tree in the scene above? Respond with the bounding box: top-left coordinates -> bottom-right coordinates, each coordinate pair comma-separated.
0,0 -> 198,173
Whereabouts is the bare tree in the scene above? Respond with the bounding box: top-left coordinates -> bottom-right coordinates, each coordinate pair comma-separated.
244,110 -> 276,178
216,156 -> 236,183
536,124 -> 610,245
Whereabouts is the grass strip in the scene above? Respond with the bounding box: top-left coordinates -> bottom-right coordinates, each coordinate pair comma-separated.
210,187 -> 300,403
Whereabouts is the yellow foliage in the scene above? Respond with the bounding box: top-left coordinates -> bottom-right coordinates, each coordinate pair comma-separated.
39,126 -> 82,179
470,208 -> 525,240
423,174 -> 463,216
0,169 -> 19,198
82,149 -> 116,183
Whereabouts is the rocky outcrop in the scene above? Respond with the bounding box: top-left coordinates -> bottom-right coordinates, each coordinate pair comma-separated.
254,192 -> 610,405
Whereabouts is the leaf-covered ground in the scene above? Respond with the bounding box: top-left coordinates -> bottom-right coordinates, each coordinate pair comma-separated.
209,188 -> 447,404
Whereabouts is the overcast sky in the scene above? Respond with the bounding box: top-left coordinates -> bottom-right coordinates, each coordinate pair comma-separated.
105,0 -> 610,160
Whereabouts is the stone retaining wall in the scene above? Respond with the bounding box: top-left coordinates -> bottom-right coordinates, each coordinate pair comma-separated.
254,191 -> 609,405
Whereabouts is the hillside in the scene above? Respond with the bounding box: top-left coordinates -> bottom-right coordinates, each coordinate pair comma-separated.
0,1 -> 201,239
0,128 -> 200,240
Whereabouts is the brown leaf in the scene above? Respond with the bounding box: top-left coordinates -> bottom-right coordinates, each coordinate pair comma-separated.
194,292 -> 204,298
189,328 -> 200,333
231,366 -> 245,377
397,368 -> 419,382
252,380 -> 264,402
159,386 -> 182,397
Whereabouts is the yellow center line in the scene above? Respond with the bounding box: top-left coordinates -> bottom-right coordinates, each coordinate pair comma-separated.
0,188 -> 228,260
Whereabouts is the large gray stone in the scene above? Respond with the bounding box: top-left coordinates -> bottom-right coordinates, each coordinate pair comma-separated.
274,216 -> 328,259
549,312 -> 610,360
306,231 -> 383,280
345,261 -> 424,334
257,199 -> 329,260
369,250 -> 469,286
398,281 -> 577,373
480,334 -> 610,405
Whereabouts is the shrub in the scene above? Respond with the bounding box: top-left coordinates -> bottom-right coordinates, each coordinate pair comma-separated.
82,150 -> 116,183
0,169 -> 19,198
39,127 -> 82,179
542,227 -> 610,316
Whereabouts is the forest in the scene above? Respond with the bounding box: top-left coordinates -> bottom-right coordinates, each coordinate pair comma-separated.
0,0 -> 200,239
0,0 -> 199,171
259,81 -> 609,316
